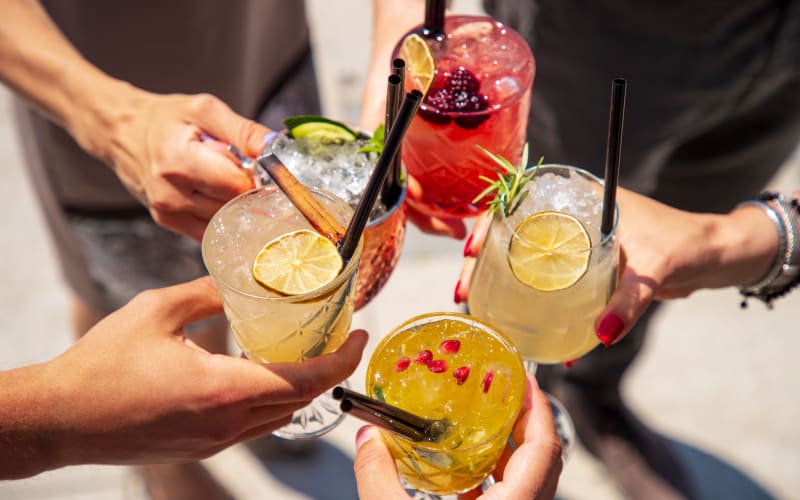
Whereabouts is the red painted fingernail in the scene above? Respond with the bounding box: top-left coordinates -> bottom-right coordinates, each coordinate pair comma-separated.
597,313 -> 624,347
454,279 -> 463,304
565,359 -> 578,368
463,233 -> 474,257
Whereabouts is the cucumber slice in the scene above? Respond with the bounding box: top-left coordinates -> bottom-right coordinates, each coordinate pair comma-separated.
283,115 -> 358,143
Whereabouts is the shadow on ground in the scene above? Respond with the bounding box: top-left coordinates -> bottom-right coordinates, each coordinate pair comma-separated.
671,438 -> 776,500
246,438 -> 358,500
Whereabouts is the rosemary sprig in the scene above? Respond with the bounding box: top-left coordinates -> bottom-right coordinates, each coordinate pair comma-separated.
473,143 -> 542,217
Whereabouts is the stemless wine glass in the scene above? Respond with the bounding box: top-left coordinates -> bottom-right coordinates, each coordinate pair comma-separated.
468,164 -> 620,455
365,312 -> 527,497
260,127 -> 407,310
201,185 -> 363,439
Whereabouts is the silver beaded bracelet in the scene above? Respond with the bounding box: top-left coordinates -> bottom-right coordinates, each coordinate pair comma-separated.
737,191 -> 800,308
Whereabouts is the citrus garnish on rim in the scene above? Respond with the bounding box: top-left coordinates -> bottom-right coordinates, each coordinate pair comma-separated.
507,211 -> 591,292
398,33 -> 435,95
252,229 -> 343,296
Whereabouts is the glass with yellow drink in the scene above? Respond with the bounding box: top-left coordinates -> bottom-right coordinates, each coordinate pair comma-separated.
365,312 -> 526,495
468,164 -> 619,364
202,185 -> 363,439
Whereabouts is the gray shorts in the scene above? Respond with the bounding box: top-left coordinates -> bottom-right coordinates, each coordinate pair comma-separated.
67,212 -> 206,313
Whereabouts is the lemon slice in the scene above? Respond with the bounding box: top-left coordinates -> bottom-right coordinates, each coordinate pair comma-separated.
398,33 -> 435,95
507,211 -> 591,291
252,229 -> 343,295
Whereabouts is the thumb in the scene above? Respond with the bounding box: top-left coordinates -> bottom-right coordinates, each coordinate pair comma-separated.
151,276 -> 224,332
189,95 -> 273,159
354,426 -> 408,500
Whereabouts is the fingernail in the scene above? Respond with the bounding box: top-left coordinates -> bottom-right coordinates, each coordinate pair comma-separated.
355,426 -> 378,450
596,313 -> 624,347
463,233 -> 474,257
199,133 -> 216,142
454,280 -> 463,304
564,359 -> 578,368
263,131 -> 278,144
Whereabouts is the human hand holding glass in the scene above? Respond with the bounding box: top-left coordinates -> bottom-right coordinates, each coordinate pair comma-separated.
345,312 -> 528,497
352,373 -> 563,500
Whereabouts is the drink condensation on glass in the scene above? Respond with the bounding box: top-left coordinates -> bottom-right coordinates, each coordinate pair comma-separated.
398,15 -> 535,218
263,130 -> 406,310
201,186 -> 363,438
366,313 -> 526,495
467,165 -> 619,364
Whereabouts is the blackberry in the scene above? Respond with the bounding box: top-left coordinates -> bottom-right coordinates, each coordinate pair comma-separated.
419,66 -> 490,129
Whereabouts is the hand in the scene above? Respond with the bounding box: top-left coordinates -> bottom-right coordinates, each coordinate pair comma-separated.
593,188 -> 778,346
352,374 -> 563,500
405,174 -> 468,239
86,88 -> 270,241
43,277 -> 368,469
455,212 -> 492,303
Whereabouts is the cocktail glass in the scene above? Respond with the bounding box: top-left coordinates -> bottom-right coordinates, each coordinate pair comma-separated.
365,312 -> 526,496
201,185 -> 363,439
467,164 -> 618,458
396,15 -> 535,218
260,129 -> 407,310
467,164 -> 620,364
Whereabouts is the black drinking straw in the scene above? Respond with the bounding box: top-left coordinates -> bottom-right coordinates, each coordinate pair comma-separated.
423,0 -> 445,38
333,386 -> 449,442
390,59 -> 406,193
379,72 -> 404,206
601,78 -> 627,238
339,90 -> 422,262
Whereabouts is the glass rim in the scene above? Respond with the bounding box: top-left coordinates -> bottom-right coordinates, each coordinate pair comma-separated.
261,127 -> 408,223
413,13 -> 535,116
499,163 -> 619,250
368,312 -> 525,450
201,185 -> 364,303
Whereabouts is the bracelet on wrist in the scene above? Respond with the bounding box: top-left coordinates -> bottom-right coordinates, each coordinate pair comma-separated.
737,191 -> 800,309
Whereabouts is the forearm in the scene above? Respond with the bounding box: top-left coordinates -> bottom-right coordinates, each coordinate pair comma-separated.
703,205 -> 781,289
0,0 -> 148,162
0,363 -> 67,479
360,0 -> 426,128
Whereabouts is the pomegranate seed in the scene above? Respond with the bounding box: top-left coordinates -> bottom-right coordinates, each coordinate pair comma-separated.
428,359 -> 448,373
439,339 -> 461,354
415,349 -> 433,365
395,357 -> 411,372
482,371 -> 494,393
453,366 -> 470,385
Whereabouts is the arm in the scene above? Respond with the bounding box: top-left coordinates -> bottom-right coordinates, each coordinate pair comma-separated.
457,187 -> 794,344
360,0 -> 467,238
0,0 -> 268,240
0,277 -> 368,479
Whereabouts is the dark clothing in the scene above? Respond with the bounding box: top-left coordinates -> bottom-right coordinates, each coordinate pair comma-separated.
485,0 -> 800,383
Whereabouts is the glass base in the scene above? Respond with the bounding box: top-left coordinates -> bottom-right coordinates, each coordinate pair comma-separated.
271,381 -> 348,440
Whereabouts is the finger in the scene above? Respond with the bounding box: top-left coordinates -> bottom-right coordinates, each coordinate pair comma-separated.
151,209 -> 209,242
353,426 -> 409,500
454,257 -> 475,304
464,212 -> 492,257
185,142 -> 254,200
191,96 -> 273,159
145,277 -> 224,331
249,330 -> 369,405
594,264 -> 657,347
406,208 -> 468,239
